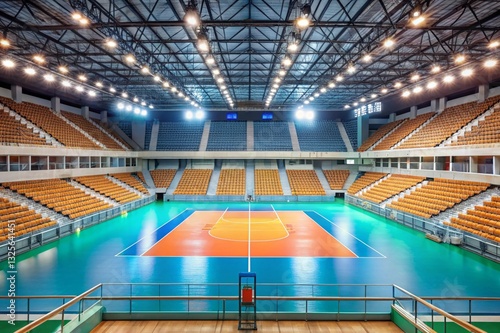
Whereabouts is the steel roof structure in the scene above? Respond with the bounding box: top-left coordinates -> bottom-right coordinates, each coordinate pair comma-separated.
0,0 -> 499,115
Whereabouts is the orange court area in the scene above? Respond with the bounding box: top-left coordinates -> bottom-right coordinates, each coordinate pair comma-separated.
143,210 -> 357,258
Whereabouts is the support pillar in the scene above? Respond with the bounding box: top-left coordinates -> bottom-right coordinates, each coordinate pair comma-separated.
478,84 -> 489,102
431,99 -> 438,112
81,106 -> 90,119
389,112 -> 396,122
51,96 -> 61,113
409,106 -> 417,119
357,116 -> 369,149
11,85 -> 22,103
101,110 -> 108,124
438,97 -> 447,112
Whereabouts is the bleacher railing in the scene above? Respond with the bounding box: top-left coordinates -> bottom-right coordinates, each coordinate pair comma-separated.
346,194 -> 500,261
2,283 -> 497,333
0,195 -> 155,261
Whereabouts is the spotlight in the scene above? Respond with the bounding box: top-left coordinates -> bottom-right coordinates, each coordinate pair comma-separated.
296,110 -> 305,120
184,1 -> 200,27
141,101 -> 146,106
427,81 -> 438,89
313,92 -> 319,98
213,68 -> 220,75
461,68 -> 473,77
178,92 -> 185,98
381,88 -> 388,94
273,83 -> 279,88
412,16 -> 425,26
61,80 -> 72,87
149,104 -> 154,109
353,102 -> 358,106
431,65 -> 441,73
347,64 -> 356,74
163,81 -> 170,88
105,39 -> 117,48
133,96 -> 139,102
124,54 -> 136,64
141,110 -> 147,116
411,74 -> 420,81
75,85 -> 84,92
394,82 -> 402,88
121,92 -> 128,98
336,75 -> 344,82
360,97 -> 366,102
154,75 -> 161,82
43,74 -> 55,82
195,110 -> 204,119
305,110 -> 314,120
282,57 -> 292,67
24,67 -> 36,76
79,17 -> 89,25
88,90 -> 97,97
402,90 -> 411,97
0,38 -> 10,47
295,17 -> 311,30
96,82 -> 103,88
309,96 -> 314,101
443,75 -> 454,83
488,41 -> 499,49
141,66 -> 150,74
413,86 -> 423,94
279,69 -> 286,76
125,105 -> 133,112
320,87 -> 326,93
58,66 -> 69,74
71,12 -> 82,20
328,82 -> 335,88
109,87 -> 116,93
344,105 -> 350,109
206,56 -> 215,65
117,102 -> 125,110
371,94 -> 377,98
186,111 -> 194,120
134,107 -> 141,114
484,59 -> 497,68
288,42 -> 299,53
33,55 -> 45,64
304,100 -> 310,104
197,35 -> 210,52
454,54 -> 466,64
362,54 -> 372,63
383,38 -> 395,48
78,74 -> 87,81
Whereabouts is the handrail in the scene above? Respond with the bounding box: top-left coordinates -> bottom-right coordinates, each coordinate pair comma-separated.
14,284 -> 102,333
393,285 -> 488,333
10,283 -> 497,333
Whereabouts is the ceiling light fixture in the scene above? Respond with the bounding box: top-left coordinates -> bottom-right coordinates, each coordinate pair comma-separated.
24,67 -> 36,75
184,0 -> 200,27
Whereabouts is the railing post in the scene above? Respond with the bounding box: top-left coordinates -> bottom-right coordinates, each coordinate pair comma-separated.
61,309 -> 65,333
364,285 -> 367,321
27,298 -> 30,322
222,299 -> 226,321
129,284 -> 132,314
430,300 -> 434,329
305,299 -> 308,322
469,299 -> 472,323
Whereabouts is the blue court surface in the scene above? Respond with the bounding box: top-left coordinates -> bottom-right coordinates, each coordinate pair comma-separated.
0,200 -> 499,304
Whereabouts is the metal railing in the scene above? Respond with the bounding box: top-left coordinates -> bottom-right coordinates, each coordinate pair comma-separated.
1,283 -> 498,333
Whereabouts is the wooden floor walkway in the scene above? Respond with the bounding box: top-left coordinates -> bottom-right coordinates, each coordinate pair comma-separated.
91,320 -> 403,332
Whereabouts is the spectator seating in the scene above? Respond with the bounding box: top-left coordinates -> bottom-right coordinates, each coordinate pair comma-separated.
173,169 -> 212,195
0,106 -> 51,146
254,169 -> 283,195
397,96 -> 500,149
357,119 -> 405,152
207,122 -> 247,151
144,121 -> 153,150
253,122 -> 293,151
295,121 -> 346,151
387,179 -> 489,218
359,174 -> 425,204
156,122 -> 204,151
0,197 -> 57,242
343,119 -> 358,150
111,173 -> 149,195
62,111 -> 125,150
0,96 -> 100,149
323,170 -> 350,190
373,113 -> 434,150
286,170 -> 326,195
451,107 -> 500,146
347,172 -> 387,195
136,172 -> 147,184
150,169 -> 177,188
216,169 -> 246,195
75,175 -> 141,203
444,196 -> 500,243
117,121 -> 132,138
2,179 -> 112,219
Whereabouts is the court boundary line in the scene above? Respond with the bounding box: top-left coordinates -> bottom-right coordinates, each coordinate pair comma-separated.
271,204 -> 290,239
207,207 -> 230,240
115,209 -> 190,257
310,211 -> 387,259
208,207 -> 289,243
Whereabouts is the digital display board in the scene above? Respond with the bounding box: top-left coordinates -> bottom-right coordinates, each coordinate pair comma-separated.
354,102 -> 382,118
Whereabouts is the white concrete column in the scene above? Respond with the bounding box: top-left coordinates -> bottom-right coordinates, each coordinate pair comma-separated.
357,116 -> 369,148
478,84 -> 489,102
409,106 -> 417,119
11,85 -> 22,103
81,106 -> 90,119
438,97 -> 447,112
51,96 -> 61,113
431,99 -> 438,112
101,111 -> 108,124
389,112 -> 396,122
